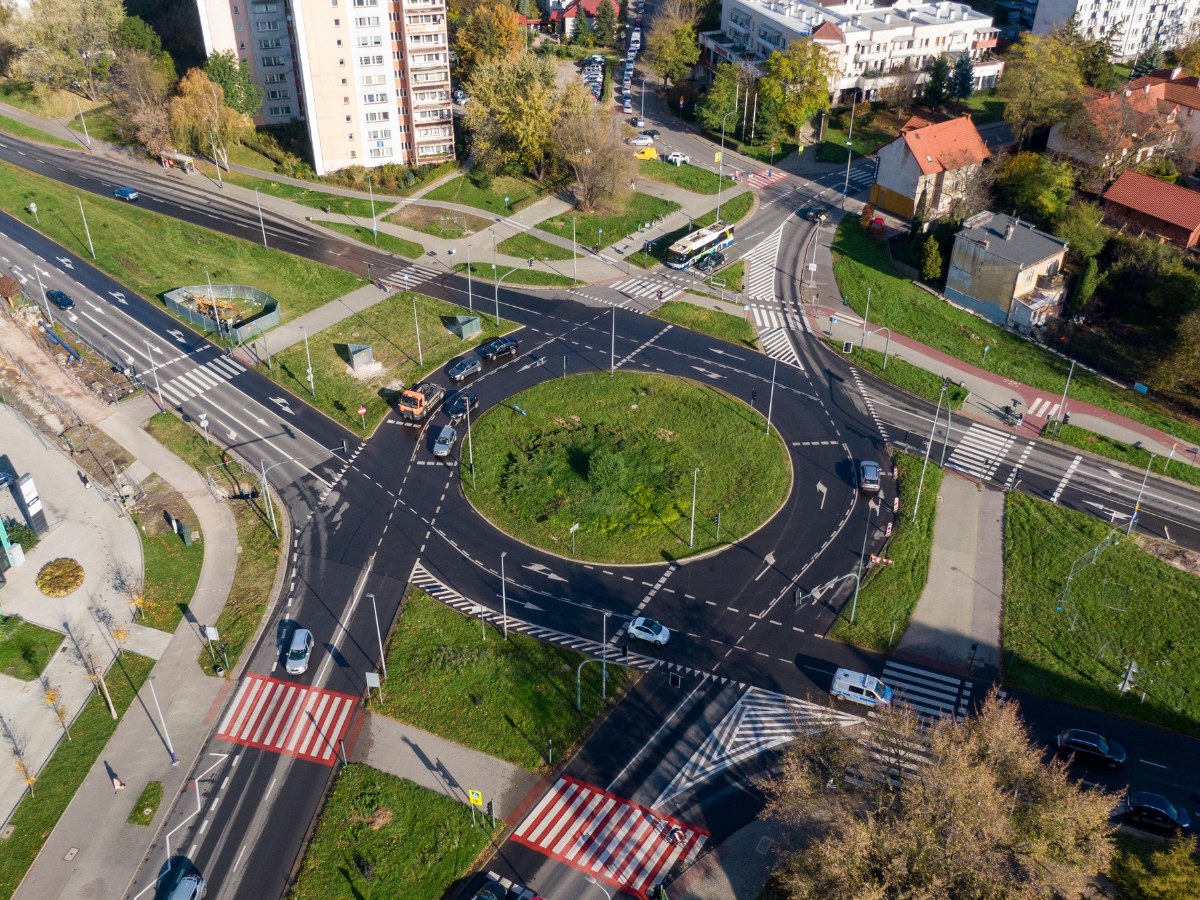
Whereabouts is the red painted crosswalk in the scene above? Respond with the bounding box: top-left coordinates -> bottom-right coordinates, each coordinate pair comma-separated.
746,168 -> 788,190
512,775 -> 708,898
215,673 -> 357,765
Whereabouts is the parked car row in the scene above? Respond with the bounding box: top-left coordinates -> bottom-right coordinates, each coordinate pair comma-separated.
579,54 -> 606,102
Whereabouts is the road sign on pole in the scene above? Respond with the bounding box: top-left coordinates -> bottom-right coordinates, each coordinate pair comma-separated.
358,405 -> 367,431
469,789 -> 482,806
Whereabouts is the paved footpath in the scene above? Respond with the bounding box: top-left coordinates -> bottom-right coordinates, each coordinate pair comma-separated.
0,317 -> 258,900
666,818 -> 789,900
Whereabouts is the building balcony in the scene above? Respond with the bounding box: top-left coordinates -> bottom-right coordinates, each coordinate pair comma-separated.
972,37 -> 998,48
1037,273 -> 1067,291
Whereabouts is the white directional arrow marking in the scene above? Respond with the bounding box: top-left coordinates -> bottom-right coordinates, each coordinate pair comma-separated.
689,366 -> 723,380
708,348 -> 744,360
109,291 -> 128,305
523,601 -> 543,611
1084,501 -> 1131,521
754,552 -> 777,582
167,329 -> 187,343
244,408 -> 268,426
523,563 -> 567,582
1105,468 -> 1125,481
815,481 -> 827,510
869,496 -> 882,516
271,397 -> 294,415
56,257 -> 74,270
226,428 -> 238,440
84,300 -> 103,314
68,313 -> 78,322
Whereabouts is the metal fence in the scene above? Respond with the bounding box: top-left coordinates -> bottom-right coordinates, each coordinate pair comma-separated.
162,285 -> 281,344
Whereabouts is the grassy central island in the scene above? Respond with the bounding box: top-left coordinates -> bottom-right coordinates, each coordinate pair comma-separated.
461,372 -> 791,564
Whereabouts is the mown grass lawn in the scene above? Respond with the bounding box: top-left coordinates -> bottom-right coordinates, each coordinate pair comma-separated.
374,591 -> 629,770
828,341 -> 969,409
832,217 -> 1200,445
629,191 -> 754,270
831,453 -> 942,652
453,262 -> 580,287
0,81 -> 106,118
260,291 -> 517,432
0,160 -> 364,326
315,220 -> 423,259
735,140 -> 798,164
66,105 -> 127,146
0,652 -> 154,900
135,507 -> 204,633
462,372 -> 790,564
424,171 -> 544,216
652,301 -> 757,350
707,259 -> 744,294
144,413 -> 282,676
126,781 -> 163,827
1004,492 -> 1200,734
0,616 -> 63,680
537,193 -> 681,249
385,204 -> 494,239
1044,423 -> 1200,489
0,114 -> 80,149
814,120 -> 895,163
290,762 -> 499,900
497,231 -> 578,261
212,167 -> 394,218
637,159 -> 736,194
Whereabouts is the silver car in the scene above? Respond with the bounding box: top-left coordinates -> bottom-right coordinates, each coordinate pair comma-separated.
858,460 -> 881,493
448,356 -> 481,381
285,628 -> 314,675
433,426 -> 458,458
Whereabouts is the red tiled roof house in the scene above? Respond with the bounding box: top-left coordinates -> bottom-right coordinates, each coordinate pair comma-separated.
1102,170 -> 1200,249
868,115 -> 990,220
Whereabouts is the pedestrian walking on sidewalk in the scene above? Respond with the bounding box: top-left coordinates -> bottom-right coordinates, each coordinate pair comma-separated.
113,775 -> 126,793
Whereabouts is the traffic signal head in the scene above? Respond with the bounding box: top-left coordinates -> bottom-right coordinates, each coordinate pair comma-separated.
752,389 -> 757,401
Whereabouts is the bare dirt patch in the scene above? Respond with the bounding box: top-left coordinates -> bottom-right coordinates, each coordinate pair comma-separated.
387,204 -> 494,238
1135,535 -> 1200,579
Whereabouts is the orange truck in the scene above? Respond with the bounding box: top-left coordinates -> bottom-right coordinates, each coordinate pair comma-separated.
397,382 -> 444,422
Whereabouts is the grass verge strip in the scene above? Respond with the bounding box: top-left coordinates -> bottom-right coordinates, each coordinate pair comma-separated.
0,653 -> 154,900
0,115 -> 80,150
315,219 -> 423,260
424,171 -> 545,216
0,615 -> 64,680
628,191 -> 754,270
652,301 -> 757,350
372,590 -> 628,770
825,340 -> 969,409
198,164 -> 398,218
637,159 -> 736,194
1044,423 -> 1200,489
453,262 -> 580,287
830,452 -> 942,652
497,231 -> 578,261
127,781 -> 163,827
536,192 -> 682,250
133,503 -> 204,633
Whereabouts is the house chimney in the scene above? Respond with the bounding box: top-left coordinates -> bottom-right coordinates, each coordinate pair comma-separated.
1173,66 -> 1183,80
884,13 -> 891,22
1004,219 -> 1015,241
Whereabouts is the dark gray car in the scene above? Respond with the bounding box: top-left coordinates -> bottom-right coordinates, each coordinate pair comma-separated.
857,460 -> 881,493
448,356 -> 481,381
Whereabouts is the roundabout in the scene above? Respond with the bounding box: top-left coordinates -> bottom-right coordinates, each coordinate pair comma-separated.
459,372 -> 792,564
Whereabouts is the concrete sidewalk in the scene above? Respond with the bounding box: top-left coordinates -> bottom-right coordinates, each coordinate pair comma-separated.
897,476 -> 1004,671
353,713 -> 545,822
667,819 -> 788,900
0,316 -> 253,900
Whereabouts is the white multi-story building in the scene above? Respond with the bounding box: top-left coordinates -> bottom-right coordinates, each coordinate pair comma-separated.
195,0 -> 455,175
700,0 -> 1003,103
1032,0 -> 1200,60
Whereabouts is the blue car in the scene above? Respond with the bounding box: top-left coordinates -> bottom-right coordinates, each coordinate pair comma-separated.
113,187 -> 139,201
46,290 -> 74,310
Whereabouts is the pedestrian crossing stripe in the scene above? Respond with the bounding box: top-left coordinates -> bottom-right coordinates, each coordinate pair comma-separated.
157,355 -> 244,405
380,265 -> 440,290
747,306 -> 799,330
609,277 -> 683,302
746,169 -> 788,190
215,673 -> 357,765
512,775 -> 709,898
757,327 -> 803,370
945,423 -> 1014,481
876,660 -> 971,722
1026,397 -> 1062,420
743,227 -> 782,303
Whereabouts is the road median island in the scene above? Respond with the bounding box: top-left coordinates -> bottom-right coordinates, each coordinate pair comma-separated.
255,291 -> 518,432
312,219 -> 423,260
370,590 -> 629,771
142,412 -> 283,677
289,762 -> 501,900
1003,492 -> 1200,735
537,192 -> 682,250
823,339 -> 969,410
452,262 -> 582,287
829,452 -> 943,652
628,191 -> 754,270
651,300 -> 757,350
461,371 -> 791,565
636,159 -> 737,195
830,216 -> 1200,447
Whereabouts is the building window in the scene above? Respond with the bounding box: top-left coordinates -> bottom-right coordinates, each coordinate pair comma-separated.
418,143 -> 452,157
360,54 -> 384,65
267,89 -> 290,99
265,72 -> 287,83
334,18 -> 340,25
363,92 -> 388,103
252,2 -> 278,11
368,146 -> 393,157
343,95 -> 350,104
355,15 -> 380,25
233,4 -> 240,11
339,58 -> 345,66
356,35 -> 383,46
348,132 -> 355,139
236,23 -> 243,31
345,114 -> 352,121
258,38 -> 282,49
261,55 -> 284,65
350,150 -> 356,157
353,0 -> 379,6
268,105 -> 291,115
367,128 -> 391,139
341,77 -> 348,84
256,20 -> 280,30
238,41 -> 246,49
364,111 -> 390,121
336,39 -> 343,46
362,73 -> 386,85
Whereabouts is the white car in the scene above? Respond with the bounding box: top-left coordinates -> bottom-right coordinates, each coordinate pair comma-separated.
629,134 -> 654,145
667,152 -> 689,166
628,617 -> 670,646
285,628 -> 315,675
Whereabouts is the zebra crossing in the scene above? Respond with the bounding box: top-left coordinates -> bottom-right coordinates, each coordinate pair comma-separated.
379,264 -> 441,292
877,660 -> 973,723
746,168 -> 788,190
609,277 -> 683,303
743,227 -> 782,303
746,305 -> 800,330
215,673 -> 358,765
1025,396 -> 1062,420
841,167 -> 875,194
512,775 -> 709,899
945,423 -> 1014,481
758,327 -> 803,370
156,354 -> 244,406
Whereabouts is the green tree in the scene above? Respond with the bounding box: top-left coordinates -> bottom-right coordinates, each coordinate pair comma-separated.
694,63 -> 749,134
571,14 -> 594,46
3,0 -> 126,100
116,14 -> 160,54
997,151 -> 1076,224
1054,201 -> 1109,258
910,187 -> 927,239
921,234 -> 944,281
593,0 -> 617,46
758,39 -> 837,134
952,53 -> 975,99
455,0 -> 525,80
923,53 -> 951,106
1132,42 -> 1164,78
1111,836 -> 1200,900
1001,32 -> 1082,146
203,49 -> 263,117
1071,256 -> 1099,311
517,0 -> 532,18
645,10 -> 699,85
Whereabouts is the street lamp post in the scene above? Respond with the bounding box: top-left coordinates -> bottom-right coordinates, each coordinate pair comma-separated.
76,196 -> 95,260
466,402 -> 476,490
368,176 -> 377,245
301,325 -> 315,397
412,295 -> 423,366
1128,452 -> 1156,535
859,287 -> 872,354
766,359 -> 777,435
146,676 -> 178,765
640,77 -> 648,119
254,188 -> 269,250
467,245 -> 473,311
369,593 -> 387,678
689,467 -> 699,548
1052,360 -> 1076,436
912,381 -> 946,523
572,218 -> 577,284
34,266 -> 53,326
849,515 -> 873,624
145,340 -> 165,410
583,874 -> 613,900
842,88 -> 861,207
717,109 -> 736,220
500,552 -> 508,640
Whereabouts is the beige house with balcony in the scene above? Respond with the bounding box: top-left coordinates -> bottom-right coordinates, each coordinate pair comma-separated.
195,0 -> 455,175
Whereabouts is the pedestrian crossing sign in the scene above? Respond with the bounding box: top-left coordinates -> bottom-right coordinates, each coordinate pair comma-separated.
714,152 -> 721,162
469,789 -> 483,807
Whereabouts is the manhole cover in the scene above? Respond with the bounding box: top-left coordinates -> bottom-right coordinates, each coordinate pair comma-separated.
64,848 -> 79,861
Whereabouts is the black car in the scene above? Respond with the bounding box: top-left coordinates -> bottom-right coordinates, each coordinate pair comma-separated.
803,208 -> 827,222
445,391 -> 478,424
448,356 -> 481,381
47,290 -> 74,310
695,252 -> 724,273
1126,792 -> 1191,834
1056,729 -> 1126,767
480,336 -> 520,360
641,129 -> 661,138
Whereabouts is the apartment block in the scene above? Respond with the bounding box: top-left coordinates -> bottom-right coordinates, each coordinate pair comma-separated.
700,0 -> 1003,103
195,0 -> 455,175
1032,0 -> 1200,60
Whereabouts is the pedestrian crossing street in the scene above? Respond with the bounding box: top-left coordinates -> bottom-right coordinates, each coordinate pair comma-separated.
743,227 -> 782,303
513,775 -> 709,899
876,660 -> 974,723
156,353 -> 244,406
379,264 -> 441,292
1025,396 -> 1062,420
758,327 -> 803,370
946,422 -> 1014,481
215,673 -> 358,765
609,276 -> 683,303
841,167 -> 875,194
746,168 -> 788,190
747,306 -> 800,330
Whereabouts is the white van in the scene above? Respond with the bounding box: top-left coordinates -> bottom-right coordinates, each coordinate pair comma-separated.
830,668 -> 893,708
166,875 -> 207,900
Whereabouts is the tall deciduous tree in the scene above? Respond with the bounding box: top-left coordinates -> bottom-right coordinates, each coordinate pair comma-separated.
109,49 -> 170,142
923,53 -> 951,106
759,692 -> 1117,900
555,104 -> 635,211
1111,834 -> 1200,899
1000,32 -> 1083,147
758,38 -> 836,135
203,49 -> 263,117
1061,89 -> 1175,188
455,0 -> 524,81
952,53 -> 975,100
997,151 -> 1076,224
593,0 -> 617,46
1071,256 -> 1099,311
694,62 -> 754,135
645,0 -> 700,85
1,0 -> 126,100
169,68 -> 251,166
1177,39 -> 1200,77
